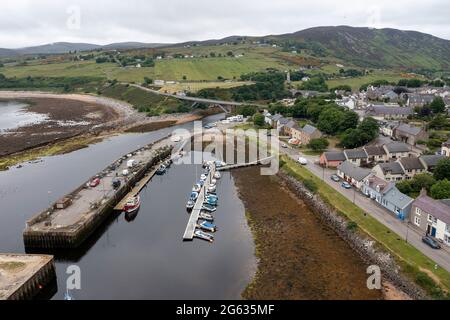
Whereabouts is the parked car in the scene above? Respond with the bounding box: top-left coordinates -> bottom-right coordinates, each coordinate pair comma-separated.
341,182 -> 352,189
89,178 -> 101,188
298,157 -> 308,165
331,175 -> 340,182
112,179 -> 121,190
281,143 -> 288,148
422,236 -> 441,250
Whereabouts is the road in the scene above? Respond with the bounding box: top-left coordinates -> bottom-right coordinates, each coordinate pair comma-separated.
281,146 -> 450,273
129,83 -> 245,107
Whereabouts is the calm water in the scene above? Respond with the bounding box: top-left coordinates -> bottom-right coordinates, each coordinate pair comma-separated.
0,113 -> 256,300
0,101 -> 48,132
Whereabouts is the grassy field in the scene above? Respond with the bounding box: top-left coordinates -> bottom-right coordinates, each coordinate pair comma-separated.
281,156 -> 450,299
159,81 -> 252,94
326,70 -> 425,90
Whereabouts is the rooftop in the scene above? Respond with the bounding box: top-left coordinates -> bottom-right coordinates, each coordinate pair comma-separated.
399,157 -> 425,170
338,161 -> 372,181
344,149 -> 368,159
324,152 -> 346,161
364,146 -> 387,156
378,162 -> 405,175
384,142 -> 410,153
420,155 -> 446,168
395,123 -> 424,136
302,124 -> 319,135
366,105 -> 413,116
414,194 -> 450,225
383,187 -> 414,209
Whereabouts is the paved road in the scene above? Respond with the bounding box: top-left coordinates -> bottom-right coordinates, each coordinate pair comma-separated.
281,146 -> 450,273
129,83 -> 245,107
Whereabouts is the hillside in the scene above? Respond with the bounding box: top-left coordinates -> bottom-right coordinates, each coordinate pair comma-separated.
271,26 -> 450,71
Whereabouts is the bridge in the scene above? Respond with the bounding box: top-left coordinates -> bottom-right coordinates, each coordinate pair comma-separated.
129,84 -> 244,113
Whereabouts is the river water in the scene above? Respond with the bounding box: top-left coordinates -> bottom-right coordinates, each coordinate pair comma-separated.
0,113 -> 257,300
0,101 -> 48,132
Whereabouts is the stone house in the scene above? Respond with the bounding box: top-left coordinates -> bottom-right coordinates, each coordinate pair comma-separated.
393,123 -> 428,146
372,162 -> 406,182
292,124 -> 322,145
398,157 -> 426,180
383,142 -> 411,160
319,152 -> 346,168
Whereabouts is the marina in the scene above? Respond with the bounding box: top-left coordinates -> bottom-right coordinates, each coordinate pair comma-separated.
23,138 -> 174,249
183,162 -> 219,241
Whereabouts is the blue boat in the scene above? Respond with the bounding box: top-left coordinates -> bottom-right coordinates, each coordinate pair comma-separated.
199,221 -> 217,232
204,198 -> 218,206
206,195 -> 219,202
190,192 -> 199,201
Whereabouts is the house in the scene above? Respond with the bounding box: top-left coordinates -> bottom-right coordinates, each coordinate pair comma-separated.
407,94 -> 435,108
337,161 -> 372,189
365,105 -> 413,120
410,189 -> 450,246
344,149 -> 368,166
442,139 -> 450,157
269,114 -> 283,128
372,162 -> 405,182
383,142 -> 411,160
263,111 -> 272,126
419,155 -> 446,172
380,186 -> 414,220
292,124 -> 322,145
336,97 -> 356,110
282,120 -> 300,136
366,85 -> 395,100
362,176 -> 392,204
319,152 -> 347,168
393,123 -> 428,146
381,123 -> 398,138
383,90 -> 399,102
398,157 -> 426,180
277,117 -> 291,134
363,146 -> 388,163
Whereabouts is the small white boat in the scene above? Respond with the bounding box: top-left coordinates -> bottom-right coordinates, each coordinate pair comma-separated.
202,204 -> 217,212
123,195 -> 141,214
192,184 -> 202,193
200,174 -> 207,181
186,200 -> 195,210
214,172 -> 221,179
208,185 -> 216,193
194,230 -> 214,243
199,212 -> 214,221
211,178 -> 217,185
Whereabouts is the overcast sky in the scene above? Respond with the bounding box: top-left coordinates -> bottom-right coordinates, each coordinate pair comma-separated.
1,0 -> 449,48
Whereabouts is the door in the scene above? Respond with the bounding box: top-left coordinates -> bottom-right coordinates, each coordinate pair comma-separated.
431,227 -> 437,237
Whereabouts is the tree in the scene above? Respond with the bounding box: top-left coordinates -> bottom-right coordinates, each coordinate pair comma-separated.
410,173 -> 436,193
434,158 -> 450,181
226,51 -> 234,57
308,138 -> 329,152
339,111 -> 359,131
143,77 -> 153,85
237,105 -> 258,117
430,180 -> 450,199
317,108 -> 344,134
430,97 -> 446,114
253,113 -> 265,127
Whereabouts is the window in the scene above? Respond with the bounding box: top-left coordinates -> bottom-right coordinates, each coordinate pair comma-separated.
445,235 -> 450,245
428,214 -> 437,224
446,224 -> 450,234
415,208 -> 422,216
414,216 -> 421,227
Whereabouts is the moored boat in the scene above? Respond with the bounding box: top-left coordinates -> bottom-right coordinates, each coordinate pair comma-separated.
190,192 -> 199,201
208,185 -> 216,193
186,200 -> 195,211
123,195 -> 141,214
200,174 -> 207,181
214,172 -> 221,179
156,165 -> 167,175
198,221 -> 217,233
202,203 -> 217,212
192,184 -> 202,193
194,230 -> 214,243
199,212 -> 214,221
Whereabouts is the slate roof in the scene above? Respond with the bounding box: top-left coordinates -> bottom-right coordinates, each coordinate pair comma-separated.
395,123 -> 424,136
337,161 -> 372,181
364,146 -> 387,156
378,162 -> 405,175
324,152 -> 346,161
414,194 -> 450,224
271,114 -> 283,122
366,105 -> 413,116
365,176 -> 391,193
302,124 -> 319,135
278,117 -> 290,125
399,157 -> 425,170
384,142 -> 410,153
344,149 -> 368,159
383,187 -> 414,210
420,155 -> 445,168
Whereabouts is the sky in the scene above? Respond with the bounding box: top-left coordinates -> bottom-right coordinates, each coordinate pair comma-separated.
0,0 -> 449,48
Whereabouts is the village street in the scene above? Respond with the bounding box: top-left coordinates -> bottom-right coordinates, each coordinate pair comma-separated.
280,146 -> 450,273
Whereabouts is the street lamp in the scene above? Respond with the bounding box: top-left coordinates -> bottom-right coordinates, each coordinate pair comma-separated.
405,221 -> 410,243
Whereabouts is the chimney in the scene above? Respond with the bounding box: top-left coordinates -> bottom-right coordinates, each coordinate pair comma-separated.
419,188 -> 428,197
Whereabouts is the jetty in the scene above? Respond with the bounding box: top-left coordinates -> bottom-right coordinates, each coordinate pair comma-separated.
183,164 -> 216,241
23,137 -> 174,249
0,254 -> 56,300
217,156 -> 275,171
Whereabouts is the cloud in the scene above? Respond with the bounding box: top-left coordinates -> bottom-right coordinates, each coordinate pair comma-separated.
0,0 -> 448,48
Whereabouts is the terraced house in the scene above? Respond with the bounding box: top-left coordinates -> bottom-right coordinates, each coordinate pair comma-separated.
383,142 -> 412,160
398,157 -> 426,180
410,190 -> 450,246
372,161 -> 406,181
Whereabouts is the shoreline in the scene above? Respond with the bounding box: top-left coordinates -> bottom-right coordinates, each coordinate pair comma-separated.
0,90 -> 219,170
